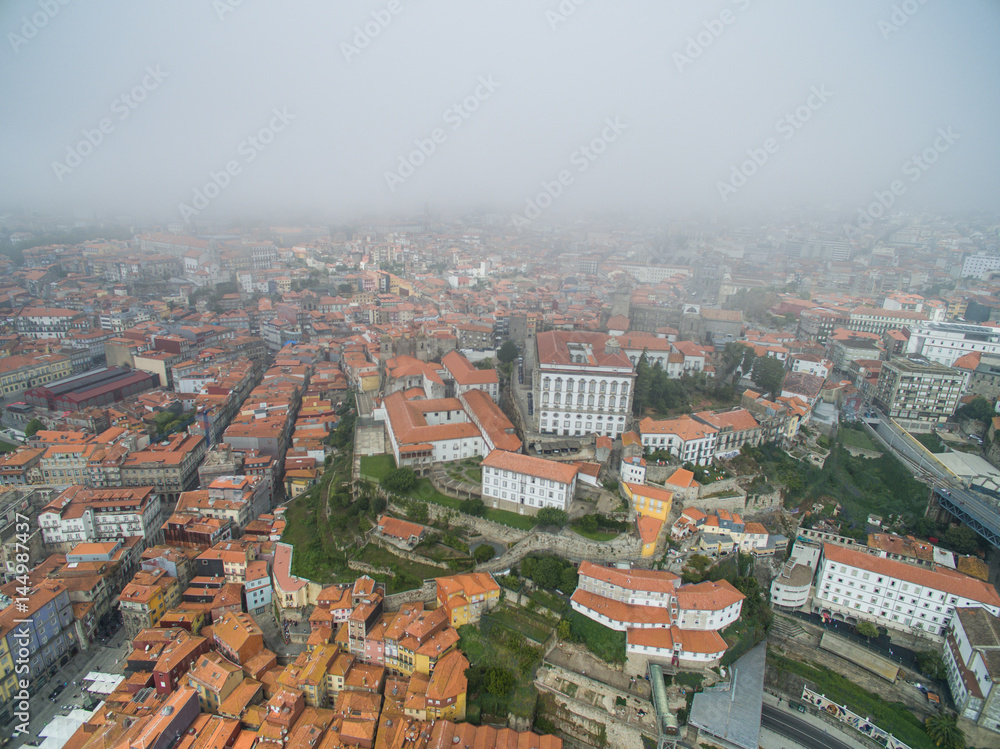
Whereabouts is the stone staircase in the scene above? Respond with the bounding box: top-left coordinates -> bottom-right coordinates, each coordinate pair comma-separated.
771,616 -> 808,641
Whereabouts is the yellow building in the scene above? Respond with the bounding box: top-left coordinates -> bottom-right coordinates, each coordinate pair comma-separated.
186,652 -> 244,713
0,628 -> 15,706
425,650 -> 468,722
0,353 -> 73,397
118,568 -> 181,639
623,482 -> 673,558
435,573 -> 501,627
623,482 -> 673,522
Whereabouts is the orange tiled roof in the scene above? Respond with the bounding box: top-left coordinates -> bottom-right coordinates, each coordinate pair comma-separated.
577,561 -> 678,594
823,543 -> 1000,606
481,450 -> 578,484
570,589 -> 672,627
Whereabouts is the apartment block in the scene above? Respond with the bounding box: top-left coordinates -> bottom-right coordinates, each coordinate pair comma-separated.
872,357 -> 968,431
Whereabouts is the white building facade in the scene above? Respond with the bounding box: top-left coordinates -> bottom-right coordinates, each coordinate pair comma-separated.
814,543 -> 1000,639
480,450 -> 578,514
534,331 -> 635,438
905,322 -> 1000,368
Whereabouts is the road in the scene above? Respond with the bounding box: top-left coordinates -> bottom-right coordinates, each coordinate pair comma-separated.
13,628 -> 131,746
761,704 -> 861,749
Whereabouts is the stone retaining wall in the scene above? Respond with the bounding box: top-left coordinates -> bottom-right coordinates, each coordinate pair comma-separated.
385,581 -> 436,610
480,528 -> 640,573
369,535 -> 450,569
347,560 -> 393,576
390,499 -> 529,545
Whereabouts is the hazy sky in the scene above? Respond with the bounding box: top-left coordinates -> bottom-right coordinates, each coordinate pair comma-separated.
2,0 -> 998,225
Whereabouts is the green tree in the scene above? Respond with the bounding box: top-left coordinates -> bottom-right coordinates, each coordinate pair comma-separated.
485,666 -> 514,696
559,566 -> 578,592
382,467 -> 417,493
407,501 -> 429,524
924,712 -> 965,749
497,340 -> 519,363
943,525 -> 978,555
459,498 -> 486,517
24,418 -> 43,437
556,620 -> 571,640
720,342 -> 756,384
337,283 -> 354,296
688,554 -> 712,572
750,355 -> 785,398
956,395 -> 993,424
473,544 -> 495,564
910,516 -> 939,539
916,650 -> 947,682
536,507 -> 568,526
856,621 -> 879,640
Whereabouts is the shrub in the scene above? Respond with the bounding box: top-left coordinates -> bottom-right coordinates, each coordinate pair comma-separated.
382,467 -> 417,493
565,611 -> 626,663
459,498 -> 487,517
536,507 -> 568,526
473,545 -> 496,564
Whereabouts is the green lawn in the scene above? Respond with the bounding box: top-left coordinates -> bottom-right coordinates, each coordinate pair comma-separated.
363,455 -> 537,530
529,589 -> 568,615
564,611 -> 626,663
837,426 -> 879,451
570,526 -> 620,542
914,432 -> 946,454
485,608 -> 553,643
356,544 -> 447,591
459,622 -> 543,723
359,453 -> 395,481
0,439 -> 18,453
746,442 -> 928,527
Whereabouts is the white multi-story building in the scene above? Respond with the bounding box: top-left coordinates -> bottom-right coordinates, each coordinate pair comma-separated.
383,392 -> 484,469
480,449 -> 578,515
872,357 -> 968,432
847,306 -> 927,337
962,253 -> 1000,280
570,561 -> 744,668
620,456 -> 647,484
905,322 -> 1000,368
942,606 -> 1000,736
534,331 -> 635,438
638,415 -> 717,465
814,543 -> 1000,639
787,353 -> 832,380
38,485 -> 161,548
